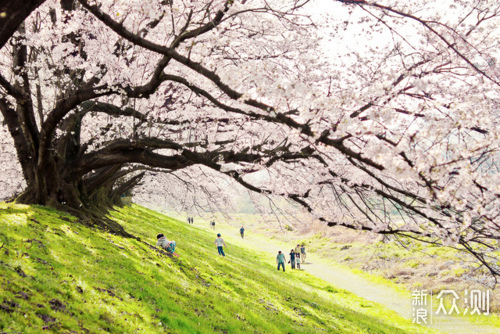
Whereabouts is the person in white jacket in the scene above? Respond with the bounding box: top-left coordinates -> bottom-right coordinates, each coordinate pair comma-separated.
156,233 -> 176,253
215,233 -> 227,256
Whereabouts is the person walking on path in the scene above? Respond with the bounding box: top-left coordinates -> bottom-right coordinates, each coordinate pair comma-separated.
215,233 -> 226,256
288,249 -> 296,269
300,244 -> 306,263
295,244 -> 301,257
296,253 -> 301,270
211,221 -> 216,230
240,227 -> 245,238
276,251 -> 286,272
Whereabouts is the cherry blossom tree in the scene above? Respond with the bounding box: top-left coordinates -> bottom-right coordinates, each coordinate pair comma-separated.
0,0 -> 47,49
0,0 -> 499,276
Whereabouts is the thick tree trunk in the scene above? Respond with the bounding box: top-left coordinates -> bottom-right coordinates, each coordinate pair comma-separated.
15,154 -> 133,237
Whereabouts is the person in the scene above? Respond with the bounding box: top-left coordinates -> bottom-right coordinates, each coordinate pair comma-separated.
288,249 -> 296,269
276,251 -> 286,272
300,244 -> 306,263
156,233 -> 176,254
191,217 -> 194,224
240,226 -> 245,238
211,221 -> 216,230
295,244 -> 301,257
296,253 -> 301,270
215,233 -> 226,256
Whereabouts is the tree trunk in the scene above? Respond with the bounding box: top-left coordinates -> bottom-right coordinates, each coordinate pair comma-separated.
15,153 -> 133,237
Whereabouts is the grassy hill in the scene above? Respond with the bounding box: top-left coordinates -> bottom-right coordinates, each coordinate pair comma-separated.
0,203 -> 438,333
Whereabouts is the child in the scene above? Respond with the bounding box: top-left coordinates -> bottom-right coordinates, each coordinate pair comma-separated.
156,233 -> 177,254
296,253 -> 301,270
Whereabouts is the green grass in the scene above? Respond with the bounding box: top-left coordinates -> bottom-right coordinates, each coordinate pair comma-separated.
0,203 -> 439,333
255,227 -> 500,329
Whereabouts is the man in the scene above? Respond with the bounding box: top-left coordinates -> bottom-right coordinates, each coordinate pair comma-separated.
215,233 -> 227,256
276,251 -> 286,272
240,226 -> 245,238
211,221 -> 216,230
295,244 -> 301,257
300,244 -> 306,263
289,249 -> 296,269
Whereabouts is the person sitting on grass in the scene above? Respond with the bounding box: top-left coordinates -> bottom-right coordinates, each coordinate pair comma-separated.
276,251 -> 286,272
156,233 -> 176,254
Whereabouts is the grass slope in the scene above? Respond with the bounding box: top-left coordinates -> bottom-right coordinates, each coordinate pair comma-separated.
0,203 -> 438,333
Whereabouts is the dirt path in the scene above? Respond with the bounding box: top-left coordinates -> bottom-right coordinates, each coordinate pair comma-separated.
209,223 -> 498,334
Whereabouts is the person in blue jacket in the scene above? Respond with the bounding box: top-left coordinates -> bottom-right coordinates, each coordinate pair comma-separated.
276,251 -> 286,272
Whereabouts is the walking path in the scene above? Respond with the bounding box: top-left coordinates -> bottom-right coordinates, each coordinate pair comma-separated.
207,222 -> 499,334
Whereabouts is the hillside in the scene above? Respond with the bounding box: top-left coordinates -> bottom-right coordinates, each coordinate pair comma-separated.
206,212 -> 500,330
0,203 -> 438,333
